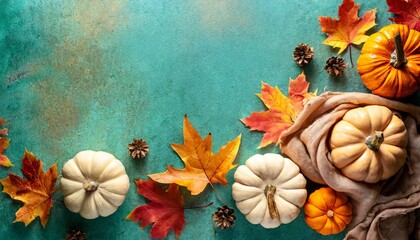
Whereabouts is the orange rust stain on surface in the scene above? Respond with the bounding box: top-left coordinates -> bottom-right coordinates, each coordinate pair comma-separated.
32,79 -> 80,156
31,0 -> 128,156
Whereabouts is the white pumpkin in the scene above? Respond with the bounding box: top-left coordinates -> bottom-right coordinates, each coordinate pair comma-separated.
232,153 -> 307,228
59,150 -> 130,219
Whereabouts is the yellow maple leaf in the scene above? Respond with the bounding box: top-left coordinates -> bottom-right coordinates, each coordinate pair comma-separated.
149,115 -> 241,195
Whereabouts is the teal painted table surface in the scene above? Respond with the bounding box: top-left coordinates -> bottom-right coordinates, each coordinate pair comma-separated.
1,0 -> 419,239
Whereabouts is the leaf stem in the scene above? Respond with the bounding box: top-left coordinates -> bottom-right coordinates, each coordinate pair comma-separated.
52,197 -> 64,204
184,201 -> 214,210
209,182 -> 228,206
349,46 -> 354,68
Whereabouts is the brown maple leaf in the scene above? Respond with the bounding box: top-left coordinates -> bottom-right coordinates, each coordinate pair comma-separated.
387,0 -> 420,31
241,72 -> 316,148
319,0 -> 376,65
149,115 -> 241,195
126,179 -> 185,239
0,118 -> 12,167
0,149 -> 58,227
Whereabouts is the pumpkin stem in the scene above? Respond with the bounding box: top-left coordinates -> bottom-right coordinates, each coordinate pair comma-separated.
365,131 -> 384,151
83,181 -> 98,192
327,210 -> 334,218
390,33 -> 407,69
265,185 -> 280,220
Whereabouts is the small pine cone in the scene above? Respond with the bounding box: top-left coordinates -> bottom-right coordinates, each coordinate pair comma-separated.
324,56 -> 346,77
293,43 -> 314,66
128,138 -> 149,159
212,205 -> 237,229
66,229 -> 86,240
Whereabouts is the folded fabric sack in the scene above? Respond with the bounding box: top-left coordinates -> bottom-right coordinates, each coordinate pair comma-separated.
279,92 -> 420,240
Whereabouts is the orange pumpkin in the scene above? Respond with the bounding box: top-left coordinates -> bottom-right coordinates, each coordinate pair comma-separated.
304,187 -> 352,235
357,24 -> 420,98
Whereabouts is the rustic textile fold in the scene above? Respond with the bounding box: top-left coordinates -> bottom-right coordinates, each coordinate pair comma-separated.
279,92 -> 420,240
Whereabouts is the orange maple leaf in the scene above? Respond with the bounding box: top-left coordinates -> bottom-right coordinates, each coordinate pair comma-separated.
241,72 -> 315,148
0,118 -> 12,167
319,0 -> 376,54
149,115 -> 241,195
0,150 -> 58,227
126,179 -> 185,239
289,73 -> 317,112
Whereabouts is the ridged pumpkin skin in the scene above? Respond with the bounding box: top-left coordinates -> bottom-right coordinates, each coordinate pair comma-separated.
232,153 -> 307,229
329,105 -> 407,183
59,150 -> 130,219
357,24 -> 420,98
304,187 -> 352,235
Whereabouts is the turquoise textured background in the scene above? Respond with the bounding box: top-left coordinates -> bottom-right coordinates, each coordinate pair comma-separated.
1,0 -> 419,239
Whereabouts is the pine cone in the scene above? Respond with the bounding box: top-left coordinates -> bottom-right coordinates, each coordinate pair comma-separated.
293,43 -> 314,66
66,229 -> 86,240
128,138 -> 149,159
212,205 -> 237,229
324,56 -> 346,77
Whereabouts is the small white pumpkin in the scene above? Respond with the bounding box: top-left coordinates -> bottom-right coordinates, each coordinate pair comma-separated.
59,150 -> 130,219
232,153 -> 307,228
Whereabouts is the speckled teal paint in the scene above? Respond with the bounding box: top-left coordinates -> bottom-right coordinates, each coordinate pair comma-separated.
1,0 -> 419,239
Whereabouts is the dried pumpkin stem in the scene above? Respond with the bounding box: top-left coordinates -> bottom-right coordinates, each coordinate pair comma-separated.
390,33 -> 407,68
83,181 -> 98,192
265,185 -> 280,220
327,210 -> 334,218
365,131 -> 384,151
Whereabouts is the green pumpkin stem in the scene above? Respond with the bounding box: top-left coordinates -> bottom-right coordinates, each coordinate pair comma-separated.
390,33 -> 407,68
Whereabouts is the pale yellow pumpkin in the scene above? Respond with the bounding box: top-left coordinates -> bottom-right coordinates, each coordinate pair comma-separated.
59,150 -> 130,219
329,105 -> 408,183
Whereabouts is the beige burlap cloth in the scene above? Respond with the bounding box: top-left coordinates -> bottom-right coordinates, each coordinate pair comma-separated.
279,92 -> 420,240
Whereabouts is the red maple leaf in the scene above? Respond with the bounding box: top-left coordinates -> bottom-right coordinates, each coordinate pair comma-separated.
126,179 -> 185,239
387,0 -> 420,31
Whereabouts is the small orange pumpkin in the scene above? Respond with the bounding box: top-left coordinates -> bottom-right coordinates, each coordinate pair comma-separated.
357,24 -> 420,98
304,187 -> 352,235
